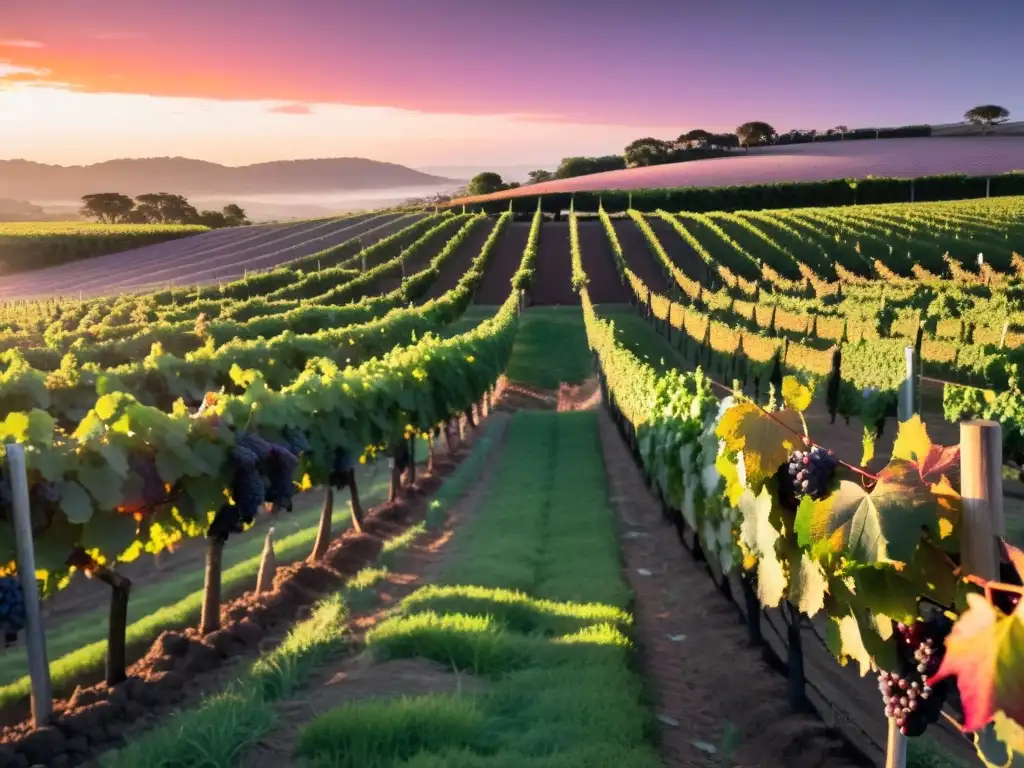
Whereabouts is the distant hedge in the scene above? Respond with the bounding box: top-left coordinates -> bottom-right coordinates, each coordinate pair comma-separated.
460,171 -> 1024,214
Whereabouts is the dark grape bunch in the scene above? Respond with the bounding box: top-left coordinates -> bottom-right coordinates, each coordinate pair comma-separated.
330,447 -> 355,489
230,444 -> 266,527
128,453 -> 167,509
875,617 -> 953,737
208,503 -> 245,542
265,445 -> 299,512
281,426 -> 310,457
0,576 -> 26,646
786,446 -> 840,501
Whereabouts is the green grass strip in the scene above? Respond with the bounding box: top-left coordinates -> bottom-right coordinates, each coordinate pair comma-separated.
504,307 -> 592,390
297,411 -> 662,768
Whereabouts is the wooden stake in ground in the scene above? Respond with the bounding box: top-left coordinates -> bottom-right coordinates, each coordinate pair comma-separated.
428,428 -> 437,474
6,444 -> 52,726
960,420 -> 1003,574
407,435 -> 417,485
256,527 -> 277,593
309,488 -> 334,562
346,470 -> 365,532
200,536 -> 225,635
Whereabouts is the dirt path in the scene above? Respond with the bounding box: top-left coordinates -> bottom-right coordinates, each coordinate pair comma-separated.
612,219 -> 673,293
596,402 -> 868,768
475,222 -> 530,304
578,220 -> 630,303
242,412 -> 512,767
531,221 -> 578,306
422,217 -> 498,300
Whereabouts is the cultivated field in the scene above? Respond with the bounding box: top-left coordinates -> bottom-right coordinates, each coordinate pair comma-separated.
0,185 -> 1021,768
452,136 -> 1024,204
0,222 -> 209,277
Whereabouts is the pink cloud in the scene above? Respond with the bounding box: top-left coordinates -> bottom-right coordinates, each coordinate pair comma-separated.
268,103 -> 313,115
0,39 -> 45,49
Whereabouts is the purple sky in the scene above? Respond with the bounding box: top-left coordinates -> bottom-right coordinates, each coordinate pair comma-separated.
2,0 -> 1022,165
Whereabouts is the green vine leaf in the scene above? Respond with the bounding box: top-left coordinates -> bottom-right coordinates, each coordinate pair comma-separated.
781,375 -> 813,413
790,554 -> 827,617
974,712 -> 1024,767
738,487 -> 785,607
717,403 -> 804,489
58,480 -> 94,524
794,460 -> 939,564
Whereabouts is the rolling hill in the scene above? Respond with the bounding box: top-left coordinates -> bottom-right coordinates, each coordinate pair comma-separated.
451,136 -> 1024,204
0,157 -> 459,200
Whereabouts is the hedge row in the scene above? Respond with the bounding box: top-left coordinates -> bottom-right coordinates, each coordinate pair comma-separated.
465,171 -> 1024,215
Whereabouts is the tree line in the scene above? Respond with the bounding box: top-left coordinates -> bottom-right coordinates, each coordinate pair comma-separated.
80,193 -> 250,228
464,103 -> 1012,196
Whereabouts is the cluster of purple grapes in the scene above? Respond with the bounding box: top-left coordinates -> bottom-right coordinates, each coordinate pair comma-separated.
128,453 -> 167,508
875,619 -> 951,737
210,431 -> 300,541
786,446 -> 840,501
0,576 -> 26,646
329,447 -> 355,490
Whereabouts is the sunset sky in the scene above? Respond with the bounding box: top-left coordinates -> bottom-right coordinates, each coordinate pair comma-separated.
2,0 -> 1022,169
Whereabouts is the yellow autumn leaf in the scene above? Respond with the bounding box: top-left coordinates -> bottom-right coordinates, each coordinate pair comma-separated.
716,402 -> 804,489
781,376 -> 813,413
891,413 -> 931,463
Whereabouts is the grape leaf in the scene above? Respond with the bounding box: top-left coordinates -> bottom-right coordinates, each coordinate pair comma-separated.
738,487 -> 785,607
78,464 -> 125,511
790,554 -> 827,616
58,480 -> 94,524
929,593 -> 1024,731
793,461 -> 938,564
825,613 -> 873,676
80,513 -> 139,563
716,402 -> 804,489
781,376 -> 813,413
849,565 -> 919,624
891,413 -> 960,483
974,712 -> 1024,767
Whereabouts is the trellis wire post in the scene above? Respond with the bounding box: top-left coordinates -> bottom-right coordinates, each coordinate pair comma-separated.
6,444 -> 52,726
897,346 -> 916,422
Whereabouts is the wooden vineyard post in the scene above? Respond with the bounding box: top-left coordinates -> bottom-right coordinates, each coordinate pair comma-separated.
826,347 -> 842,424
200,536 -> 225,636
407,435 -> 417,485
6,444 -> 52,726
986,177 -> 991,199
427,428 -> 437,474
897,346 -> 916,422
309,488 -> 334,561
346,470 -> 365,533
960,420 -> 1004,575
256,527 -> 276,593
739,574 -> 762,646
784,602 -> 807,711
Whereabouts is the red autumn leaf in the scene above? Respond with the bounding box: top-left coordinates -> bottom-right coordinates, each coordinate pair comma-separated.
928,592 -> 1024,731
917,444 -> 960,483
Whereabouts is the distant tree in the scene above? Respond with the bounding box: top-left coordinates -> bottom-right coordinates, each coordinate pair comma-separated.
708,133 -> 740,150
964,104 -> 1010,126
133,193 -> 200,225
80,193 -> 135,224
506,181 -> 521,190
679,129 -> 712,149
527,169 -> 554,184
221,204 -> 249,226
623,138 -> 673,167
467,172 -> 507,196
735,121 -> 777,147
834,125 -> 849,134
555,155 -> 625,179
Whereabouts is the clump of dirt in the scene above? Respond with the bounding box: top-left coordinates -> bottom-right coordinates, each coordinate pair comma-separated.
556,376 -> 601,411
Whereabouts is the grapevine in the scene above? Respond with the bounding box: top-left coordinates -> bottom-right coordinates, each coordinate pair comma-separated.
875,615 -> 953,737
0,575 -> 26,646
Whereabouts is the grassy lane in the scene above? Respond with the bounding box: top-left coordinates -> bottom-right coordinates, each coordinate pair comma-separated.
297,410 -> 661,768
0,445 -> 432,707
99,420 -> 507,768
503,307 -> 592,389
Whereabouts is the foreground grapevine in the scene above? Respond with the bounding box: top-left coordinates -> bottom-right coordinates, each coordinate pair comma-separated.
0,576 -> 26,646
786,446 -> 839,501
876,616 -> 953,736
